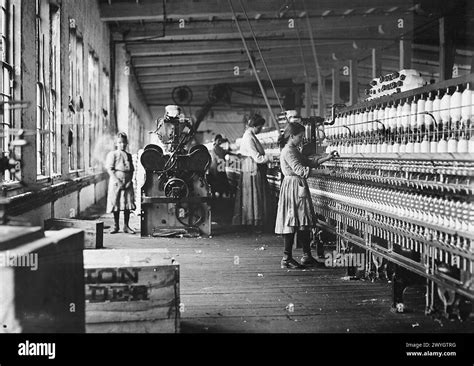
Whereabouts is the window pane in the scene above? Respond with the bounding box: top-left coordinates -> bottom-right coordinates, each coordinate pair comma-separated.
36,83 -> 44,175
50,6 -> 61,175
0,1 -> 11,182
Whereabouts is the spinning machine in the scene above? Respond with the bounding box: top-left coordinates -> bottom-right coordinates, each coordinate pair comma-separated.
261,74 -> 474,319
140,105 -> 212,236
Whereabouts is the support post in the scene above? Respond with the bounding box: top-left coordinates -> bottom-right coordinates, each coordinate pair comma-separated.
399,38 -> 412,70
332,67 -> 340,105
318,77 -> 325,117
371,48 -> 382,79
305,82 -> 312,117
439,17 -> 455,81
349,59 -> 358,106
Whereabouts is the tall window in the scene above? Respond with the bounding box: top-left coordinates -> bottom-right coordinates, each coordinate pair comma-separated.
75,36 -> 84,170
36,0 -> 49,177
68,22 -> 75,171
0,0 -> 13,182
88,51 -> 99,168
68,24 -> 84,172
101,68 -> 110,134
49,4 -> 60,175
36,0 -> 60,178
36,82 -> 46,175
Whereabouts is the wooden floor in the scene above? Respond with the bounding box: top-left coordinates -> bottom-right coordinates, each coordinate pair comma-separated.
87,200 -> 474,333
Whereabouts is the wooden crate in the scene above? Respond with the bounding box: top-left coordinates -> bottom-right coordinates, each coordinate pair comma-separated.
83,248 -> 180,333
0,226 -> 45,250
0,227 -> 85,333
44,218 -> 104,249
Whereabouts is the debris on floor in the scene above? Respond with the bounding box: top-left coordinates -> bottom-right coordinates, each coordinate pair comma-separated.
341,276 -> 359,281
152,227 -> 201,238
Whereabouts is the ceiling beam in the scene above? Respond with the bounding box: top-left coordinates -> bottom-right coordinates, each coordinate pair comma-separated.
131,48 -> 340,67
100,0 -> 164,21
135,59 -> 322,77
138,64 -> 318,84
136,63 -> 374,85
127,42 -> 399,70
138,73 -> 374,93
100,0 -> 418,22
138,78 -> 302,91
126,40 -> 352,57
136,62 -> 250,77
121,30 -> 404,43
140,74 -> 253,88
143,85 -> 288,96
133,56 -> 251,68
114,14 -> 418,41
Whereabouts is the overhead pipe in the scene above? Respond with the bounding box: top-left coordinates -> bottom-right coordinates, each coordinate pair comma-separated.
238,0 -> 284,114
302,0 -> 325,116
288,1 -> 312,117
227,0 -> 279,130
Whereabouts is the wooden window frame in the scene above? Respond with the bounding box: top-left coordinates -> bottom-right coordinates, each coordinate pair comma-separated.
68,25 -> 85,174
0,0 -> 14,183
88,50 -> 99,170
49,3 -> 60,177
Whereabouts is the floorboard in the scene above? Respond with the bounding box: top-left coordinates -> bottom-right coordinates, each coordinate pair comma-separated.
85,201 -> 474,334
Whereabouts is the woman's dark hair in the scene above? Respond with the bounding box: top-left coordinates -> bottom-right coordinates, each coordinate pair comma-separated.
278,122 -> 305,149
117,132 -> 128,143
247,113 -> 265,127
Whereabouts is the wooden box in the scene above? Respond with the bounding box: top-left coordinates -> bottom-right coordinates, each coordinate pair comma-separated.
0,226 -> 85,333
83,248 -> 180,333
44,218 -> 104,249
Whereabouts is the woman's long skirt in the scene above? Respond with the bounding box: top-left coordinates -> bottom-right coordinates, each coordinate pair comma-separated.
232,157 -> 274,230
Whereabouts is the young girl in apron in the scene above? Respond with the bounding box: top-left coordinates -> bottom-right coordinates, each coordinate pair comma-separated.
106,132 -> 136,234
275,122 -> 338,268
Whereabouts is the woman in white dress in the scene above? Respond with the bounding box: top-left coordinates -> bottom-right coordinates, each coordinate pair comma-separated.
232,114 -> 274,231
275,122 -> 338,268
